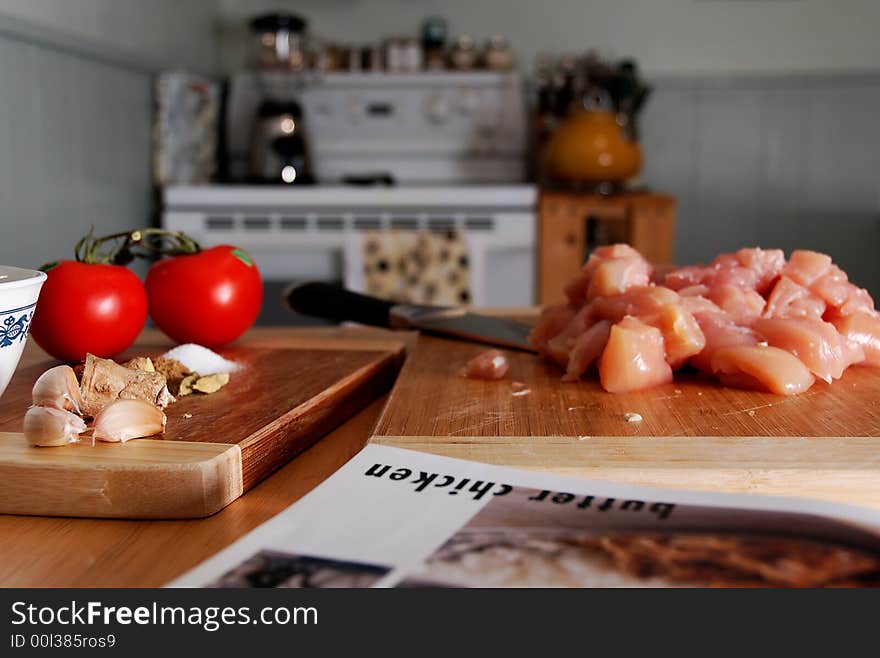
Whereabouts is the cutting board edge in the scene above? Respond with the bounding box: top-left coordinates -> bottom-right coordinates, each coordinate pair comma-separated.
370,433 -> 880,466
370,434 -> 880,509
0,435 -> 243,519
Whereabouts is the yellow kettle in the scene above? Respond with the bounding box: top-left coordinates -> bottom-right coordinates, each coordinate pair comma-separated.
544,109 -> 642,184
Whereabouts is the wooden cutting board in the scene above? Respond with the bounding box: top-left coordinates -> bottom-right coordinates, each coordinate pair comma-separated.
0,341 -> 404,519
371,333 -> 880,509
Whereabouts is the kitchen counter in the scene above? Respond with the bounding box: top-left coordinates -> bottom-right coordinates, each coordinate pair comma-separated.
0,327 -> 411,587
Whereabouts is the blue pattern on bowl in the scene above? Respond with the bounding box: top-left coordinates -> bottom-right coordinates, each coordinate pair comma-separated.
0,303 -> 35,348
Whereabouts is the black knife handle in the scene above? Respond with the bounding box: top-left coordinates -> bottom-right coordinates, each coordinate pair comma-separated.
283,281 -> 396,327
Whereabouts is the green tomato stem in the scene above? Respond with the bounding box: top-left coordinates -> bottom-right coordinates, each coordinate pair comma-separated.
74,228 -> 202,265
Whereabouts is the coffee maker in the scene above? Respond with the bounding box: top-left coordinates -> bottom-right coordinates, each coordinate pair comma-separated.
250,99 -> 312,184
246,13 -> 314,184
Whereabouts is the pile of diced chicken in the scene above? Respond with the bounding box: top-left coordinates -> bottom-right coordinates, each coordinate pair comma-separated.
529,244 -> 880,395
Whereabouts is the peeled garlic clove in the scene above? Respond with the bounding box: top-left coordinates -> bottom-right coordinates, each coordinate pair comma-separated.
92,399 -> 166,443
31,365 -> 84,414
24,406 -> 87,447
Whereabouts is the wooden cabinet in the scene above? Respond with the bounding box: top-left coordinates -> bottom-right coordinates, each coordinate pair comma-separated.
537,191 -> 676,304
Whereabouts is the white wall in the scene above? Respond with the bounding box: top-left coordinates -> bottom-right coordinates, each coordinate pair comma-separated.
0,0 -> 220,72
0,0 -> 220,270
217,0 -> 880,75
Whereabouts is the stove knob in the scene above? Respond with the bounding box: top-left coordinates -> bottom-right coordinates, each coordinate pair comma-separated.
424,93 -> 451,124
347,96 -> 364,123
458,88 -> 480,115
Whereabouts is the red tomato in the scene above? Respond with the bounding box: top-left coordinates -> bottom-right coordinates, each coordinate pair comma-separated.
145,245 -> 262,347
29,261 -> 148,362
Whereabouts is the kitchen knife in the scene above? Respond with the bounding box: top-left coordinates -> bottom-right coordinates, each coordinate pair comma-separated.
284,281 -> 536,352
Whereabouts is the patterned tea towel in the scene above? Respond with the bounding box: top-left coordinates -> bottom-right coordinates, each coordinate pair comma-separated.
360,230 -> 471,306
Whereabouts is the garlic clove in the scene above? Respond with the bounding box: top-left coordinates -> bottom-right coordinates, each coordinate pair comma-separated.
24,406 -> 87,447
31,365 -> 84,414
92,399 -> 166,443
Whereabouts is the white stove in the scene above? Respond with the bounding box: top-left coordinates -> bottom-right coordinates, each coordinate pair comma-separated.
162,185 -> 537,323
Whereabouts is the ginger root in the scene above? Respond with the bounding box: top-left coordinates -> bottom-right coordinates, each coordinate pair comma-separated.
79,353 -> 174,417
153,357 -> 191,396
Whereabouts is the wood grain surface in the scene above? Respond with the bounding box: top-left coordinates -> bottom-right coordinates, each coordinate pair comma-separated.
0,340 -> 405,518
0,433 -> 241,518
372,333 -> 880,508
0,328 -> 404,586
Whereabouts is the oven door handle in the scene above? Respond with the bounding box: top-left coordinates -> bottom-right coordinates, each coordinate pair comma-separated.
284,281 -> 403,328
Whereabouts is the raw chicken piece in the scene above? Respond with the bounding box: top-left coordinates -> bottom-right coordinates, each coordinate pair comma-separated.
752,317 -> 864,383
586,243 -> 645,268
588,286 -> 705,367
649,263 -> 678,284
564,274 -> 591,307
811,265 -> 851,308
664,265 -> 711,291
831,313 -> 880,367
679,294 -> 725,317
543,306 -> 594,366
711,345 -> 815,396
565,244 -> 652,305
598,316 -> 673,393
528,304 -> 578,358
651,303 -> 706,368
563,320 -> 612,381
707,284 -> 765,322
837,286 -> 876,318
678,284 -> 710,297
763,277 -> 826,319
710,264 -> 760,290
783,250 -> 832,287
665,248 -> 780,293
587,258 -> 652,301
688,312 -> 761,373
462,349 -> 510,380
733,248 -> 786,293
532,243 -> 878,396
589,285 -> 680,323
802,262 -> 876,317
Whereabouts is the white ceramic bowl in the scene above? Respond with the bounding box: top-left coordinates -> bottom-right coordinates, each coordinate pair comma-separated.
0,266 -> 47,398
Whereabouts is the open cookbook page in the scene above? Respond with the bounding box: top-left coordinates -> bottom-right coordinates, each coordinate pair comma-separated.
171,445 -> 880,588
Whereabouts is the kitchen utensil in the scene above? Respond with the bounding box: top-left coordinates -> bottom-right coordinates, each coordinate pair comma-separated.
372,330 -> 880,509
249,99 -> 313,184
0,341 -> 404,518
0,267 -> 46,399
285,282 -> 535,351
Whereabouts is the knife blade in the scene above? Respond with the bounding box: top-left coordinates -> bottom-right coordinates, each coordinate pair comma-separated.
284,281 -> 536,352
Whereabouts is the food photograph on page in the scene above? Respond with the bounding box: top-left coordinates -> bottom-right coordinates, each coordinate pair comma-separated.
1,0 -> 880,637
398,487 -> 880,589
207,551 -> 391,589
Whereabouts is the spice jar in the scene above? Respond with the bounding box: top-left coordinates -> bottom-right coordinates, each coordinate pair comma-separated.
483,35 -> 514,71
449,35 -> 478,70
422,16 -> 447,70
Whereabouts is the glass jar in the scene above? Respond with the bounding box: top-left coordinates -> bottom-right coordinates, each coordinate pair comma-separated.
249,13 -> 309,71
